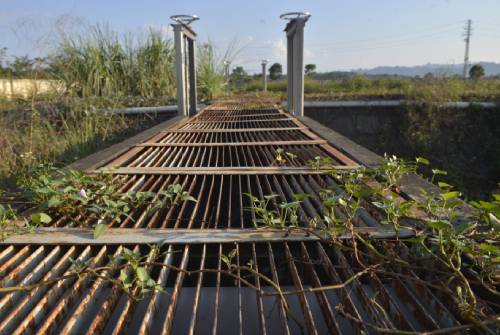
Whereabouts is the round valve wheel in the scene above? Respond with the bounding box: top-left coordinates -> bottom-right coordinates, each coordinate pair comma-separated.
279,12 -> 311,21
170,15 -> 200,25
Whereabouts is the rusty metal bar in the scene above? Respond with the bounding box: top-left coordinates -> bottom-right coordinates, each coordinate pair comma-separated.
95,167 -> 358,175
0,227 -> 417,245
137,140 -> 328,147
160,127 -> 307,133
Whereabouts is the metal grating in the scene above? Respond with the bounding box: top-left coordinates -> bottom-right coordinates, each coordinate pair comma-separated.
48,173 -> 383,229
141,130 -> 313,144
107,145 -> 342,168
1,241 -> 496,334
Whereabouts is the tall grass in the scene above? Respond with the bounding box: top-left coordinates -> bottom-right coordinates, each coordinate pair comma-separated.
196,39 -> 239,100
0,99 -> 163,190
50,25 -> 175,101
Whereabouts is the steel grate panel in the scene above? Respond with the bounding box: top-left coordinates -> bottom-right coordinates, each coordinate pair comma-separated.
48,173 -> 382,229
178,119 -> 299,130
0,242 -> 495,335
108,144 -> 342,168
147,130 -> 312,144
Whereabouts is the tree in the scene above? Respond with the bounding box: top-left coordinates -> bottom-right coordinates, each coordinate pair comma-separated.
230,66 -> 250,85
268,62 -> 282,80
230,66 -> 248,80
305,64 -> 316,75
469,64 -> 485,80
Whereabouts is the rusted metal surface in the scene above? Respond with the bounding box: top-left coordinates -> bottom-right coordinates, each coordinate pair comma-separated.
2,100 -> 497,334
33,173 -> 385,229
1,227 -> 417,245
0,242 -> 497,334
136,139 -> 328,147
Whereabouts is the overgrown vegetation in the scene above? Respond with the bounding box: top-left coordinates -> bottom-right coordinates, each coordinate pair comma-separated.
50,25 -> 176,100
2,164 -> 196,239
0,98 -> 168,190
240,75 -> 500,102
241,154 -> 500,331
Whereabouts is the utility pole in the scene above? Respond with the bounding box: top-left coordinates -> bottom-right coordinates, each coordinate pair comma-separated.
261,59 -> 268,92
463,19 -> 472,79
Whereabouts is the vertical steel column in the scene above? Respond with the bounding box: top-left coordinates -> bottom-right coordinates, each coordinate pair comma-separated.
281,12 -> 311,117
171,15 -> 199,116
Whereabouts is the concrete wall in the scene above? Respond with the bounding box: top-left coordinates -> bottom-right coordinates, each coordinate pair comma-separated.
304,105 -> 403,150
304,103 -> 500,198
0,79 -> 63,99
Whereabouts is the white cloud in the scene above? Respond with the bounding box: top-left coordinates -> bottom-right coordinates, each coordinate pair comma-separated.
270,38 -> 287,65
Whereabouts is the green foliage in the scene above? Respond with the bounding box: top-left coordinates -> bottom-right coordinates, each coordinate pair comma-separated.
245,154 -> 499,321
268,63 -> 282,80
0,97 -> 163,190
237,76 -> 500,102
469,64 -> 485,80
196,40 -> 238,100
15,164 -> 195,238
273,148 -> 297,166
0,204 -> 17,239
117,247 -> 163,298
305,64 -> 316,76
244,193 -> 307,228
50,25 -> 175,99
196,42 -> 226,100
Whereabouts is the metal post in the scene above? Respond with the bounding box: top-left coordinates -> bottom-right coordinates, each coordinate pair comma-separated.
171,15 -> 199,116
281,12 -> 310,117
261,60 -> 268,92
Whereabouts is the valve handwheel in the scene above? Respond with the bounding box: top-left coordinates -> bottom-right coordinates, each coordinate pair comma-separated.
279,12 -> 311,21
170,15 -> 200,25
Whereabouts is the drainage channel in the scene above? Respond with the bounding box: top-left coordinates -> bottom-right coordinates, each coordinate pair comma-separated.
0,101 -> 497,334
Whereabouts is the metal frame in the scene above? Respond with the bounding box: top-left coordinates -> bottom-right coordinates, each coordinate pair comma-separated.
281,12 -> 311,117
171,15 -> 199,116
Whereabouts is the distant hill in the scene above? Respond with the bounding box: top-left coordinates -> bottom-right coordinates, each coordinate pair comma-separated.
355,62 -> 500,77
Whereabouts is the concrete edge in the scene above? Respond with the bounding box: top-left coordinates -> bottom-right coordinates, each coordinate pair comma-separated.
299,116 -> 384,167
68,115 -> 186,171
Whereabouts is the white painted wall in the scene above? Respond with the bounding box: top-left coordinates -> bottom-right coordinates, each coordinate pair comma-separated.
0,79 -> 64,99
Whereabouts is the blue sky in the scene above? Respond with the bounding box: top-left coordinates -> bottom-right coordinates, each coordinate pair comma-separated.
1,0 -> 500,72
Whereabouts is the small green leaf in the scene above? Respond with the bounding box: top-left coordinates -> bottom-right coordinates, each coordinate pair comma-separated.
441,191 -> 460,201
338,198 -> 348,207
478,243 -> 500,256
427,220 -> 451,231
437,182 -> 452,189
47,196 -> 62,208
181,194 -> 197,202
93,223 -> 108,239
31,213 -> 52,225
432,169 -> 447,176
120,269 -> 132,289
454,222 -> 473,234
416,157 -> 429,165
489,213 -> 500,231
136,267 -> 150,282
292,193 -> 309,201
